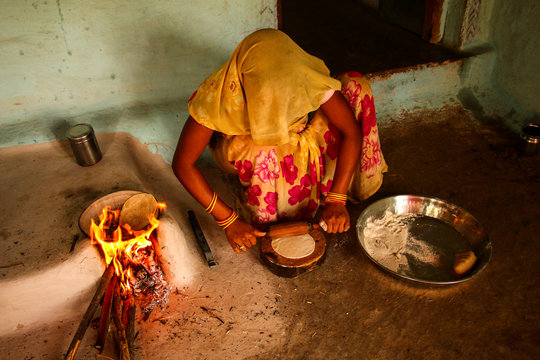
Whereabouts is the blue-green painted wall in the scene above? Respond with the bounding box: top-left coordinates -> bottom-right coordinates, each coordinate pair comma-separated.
456,0 -> 538,131
0,0 -> 277,162
1,0 -> 538,163
490,0 -> 540,116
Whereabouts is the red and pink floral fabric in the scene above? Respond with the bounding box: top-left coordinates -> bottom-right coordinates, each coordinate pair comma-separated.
210,72 -> 387,226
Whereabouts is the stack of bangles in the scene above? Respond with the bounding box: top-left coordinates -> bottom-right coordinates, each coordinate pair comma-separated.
216,210 -> 238,229
204,192 -> 218,213
324,192 -> 348,206
205,192 -> 238,229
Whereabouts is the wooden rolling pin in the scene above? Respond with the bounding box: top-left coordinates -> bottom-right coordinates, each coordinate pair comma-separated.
266,221 -> 322,239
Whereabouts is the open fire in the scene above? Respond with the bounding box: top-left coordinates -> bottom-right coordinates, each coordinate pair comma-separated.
90,203 -> 170,312
65,198 -> 170,360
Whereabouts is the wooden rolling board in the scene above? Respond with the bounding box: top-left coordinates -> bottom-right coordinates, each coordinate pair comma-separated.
260,228 -> 327,278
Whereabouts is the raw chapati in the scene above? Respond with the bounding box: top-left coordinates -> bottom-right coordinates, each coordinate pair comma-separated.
119,193 -> 157,230
271,233 -> 316,259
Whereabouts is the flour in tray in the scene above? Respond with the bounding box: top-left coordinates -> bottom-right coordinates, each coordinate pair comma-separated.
362,211 -> 440,272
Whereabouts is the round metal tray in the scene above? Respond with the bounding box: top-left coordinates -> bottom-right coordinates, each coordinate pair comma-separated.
356,195 -> 491,284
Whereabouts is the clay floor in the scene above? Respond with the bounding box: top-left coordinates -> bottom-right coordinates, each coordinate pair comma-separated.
1,105 -> 539,359
2,2 -> 538,360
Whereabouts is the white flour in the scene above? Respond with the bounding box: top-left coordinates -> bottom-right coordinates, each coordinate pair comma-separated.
362,211 -> 440,272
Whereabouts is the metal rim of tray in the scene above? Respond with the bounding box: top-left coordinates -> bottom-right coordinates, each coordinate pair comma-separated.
356,195 -> 492,285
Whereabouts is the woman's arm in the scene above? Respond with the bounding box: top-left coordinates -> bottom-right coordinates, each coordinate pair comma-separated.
172,116 -> 265,252
319,92 -> 363,233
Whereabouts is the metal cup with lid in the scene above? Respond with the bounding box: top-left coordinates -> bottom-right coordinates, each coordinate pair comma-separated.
66,123 -> 102,166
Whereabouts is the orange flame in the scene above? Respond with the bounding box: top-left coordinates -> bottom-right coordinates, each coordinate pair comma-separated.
89,202 -> 166,294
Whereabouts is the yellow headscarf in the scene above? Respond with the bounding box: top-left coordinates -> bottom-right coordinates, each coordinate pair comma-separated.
188,29 -> 342,146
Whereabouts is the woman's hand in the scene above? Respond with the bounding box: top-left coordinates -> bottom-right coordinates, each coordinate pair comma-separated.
321,203 -> 350,233
225,219 -> 266,253
172,118 -> 263,253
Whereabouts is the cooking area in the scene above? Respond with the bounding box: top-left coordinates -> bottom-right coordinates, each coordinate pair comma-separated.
1,1 -> 540,359
2,113 -> 539,359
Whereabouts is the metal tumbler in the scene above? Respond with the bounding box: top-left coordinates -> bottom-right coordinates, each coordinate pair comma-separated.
66,123 -> 102,166
520,123 -> 540,156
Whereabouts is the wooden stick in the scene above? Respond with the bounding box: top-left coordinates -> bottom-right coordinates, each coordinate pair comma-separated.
266,221 -> 320,239
122,297 -> 130,330
126,295 -> 136,359
111,320 -> 127,359
149,230 -> 164,268
0,263 -> 23,269
200,306 -> 225,324
112,285 -> 130,360
95,275 -> 117,352
64,263 -> 115,360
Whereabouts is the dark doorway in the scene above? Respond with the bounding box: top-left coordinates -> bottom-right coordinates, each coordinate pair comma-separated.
280,0 -> 462,74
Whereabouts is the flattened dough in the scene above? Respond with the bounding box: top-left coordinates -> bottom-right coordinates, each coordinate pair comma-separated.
119,193 -> 157,230
271,234 -> 316,259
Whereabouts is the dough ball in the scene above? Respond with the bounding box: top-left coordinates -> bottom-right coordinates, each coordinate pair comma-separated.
453,251 -> 477,277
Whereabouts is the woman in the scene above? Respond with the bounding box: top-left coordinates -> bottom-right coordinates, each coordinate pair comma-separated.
172,29 -> 387,253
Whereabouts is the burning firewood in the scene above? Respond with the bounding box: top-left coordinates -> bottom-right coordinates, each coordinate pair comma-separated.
95,275 -> 118,352
64,263 -> 115,360
126,295 -> 136,359
112,286 -> 130,360
65,196 -> 169,359
128,237 -> 171,314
